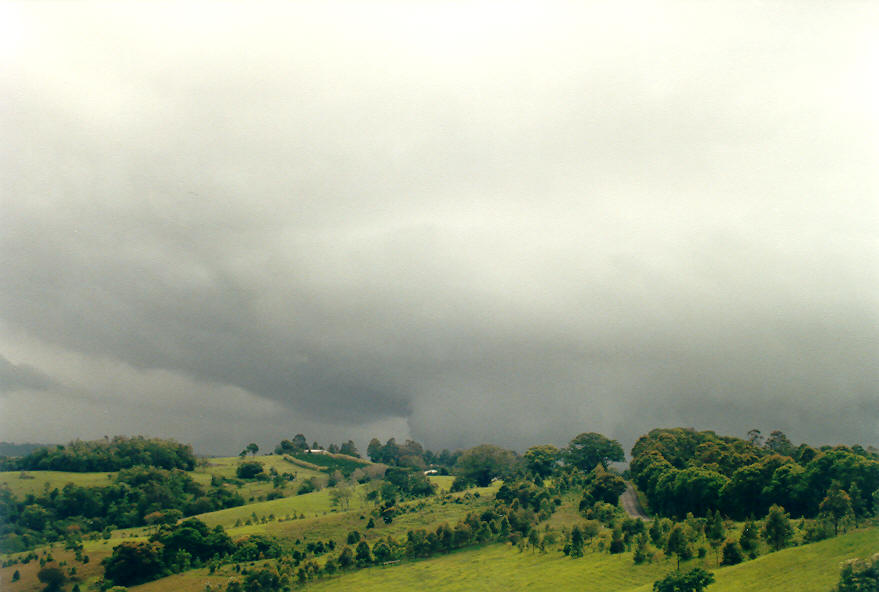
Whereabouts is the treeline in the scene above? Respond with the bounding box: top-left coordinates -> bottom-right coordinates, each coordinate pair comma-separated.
366,437 -> 461,471
274,434 -> 360,458
630,428 -> 879,520
0,466 -> 243,553
0,436 -> 196,472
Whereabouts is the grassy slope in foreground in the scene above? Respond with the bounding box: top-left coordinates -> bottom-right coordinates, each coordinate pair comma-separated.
630,527 -> 879,592
303,526 -> 878,592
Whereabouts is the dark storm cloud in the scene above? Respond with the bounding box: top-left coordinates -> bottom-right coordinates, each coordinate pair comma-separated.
0,355 -> 59,393
1,2 -> 877,453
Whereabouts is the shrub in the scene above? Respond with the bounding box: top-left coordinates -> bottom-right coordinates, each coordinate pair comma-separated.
721,539 -> 744,565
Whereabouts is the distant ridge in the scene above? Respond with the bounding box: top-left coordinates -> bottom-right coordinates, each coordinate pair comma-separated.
0,441 -> 55,457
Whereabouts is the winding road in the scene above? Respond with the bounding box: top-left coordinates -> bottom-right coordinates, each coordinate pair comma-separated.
620,482 -> 649,520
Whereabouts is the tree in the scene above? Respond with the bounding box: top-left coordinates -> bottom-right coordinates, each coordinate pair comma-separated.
246,443 -> 259,457
103,541 -> 166,586
524,445 -> 560,479
721,539 -> 743,565
653,567 -> 715,592
747,429 -> 763,447
582,464 -> 627,506
292,434 -> 308,452
566,433 -> 625,471
367,438 -> 383,462
765,431 -> 795,457
338,546 -> 354,568
706,510 -> 725,565
567,525 -> 584,558
340,440 -> 360,458
329,483 -> 354,511
834,554 -> 879,592
819,488 -> 853,536
355,540 -> 372,567
762,504 -> 793,551
37,567 -> 66,592
236,461 -> 265,480
455,445 -> 518,487
665,524 -> 688,570
738,520 -> 759,552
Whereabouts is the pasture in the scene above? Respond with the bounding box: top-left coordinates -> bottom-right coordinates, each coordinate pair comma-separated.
0,470 -> 115,497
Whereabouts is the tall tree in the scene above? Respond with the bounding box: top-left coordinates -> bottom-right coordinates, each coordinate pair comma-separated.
565,433 -> 624,471
762,504 -> 793,551
819,487 -> 853,535
524,445 -> 561,479
455,444 -> 518,487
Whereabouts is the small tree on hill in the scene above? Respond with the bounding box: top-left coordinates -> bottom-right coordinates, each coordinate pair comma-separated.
653,567 -> 714,592
665,524 -> 689,570
738,520 -> 759,553
37,566 -> 67,592
762,505 -> 793,552
820,487 -> 854,536
706,510 -> 725,565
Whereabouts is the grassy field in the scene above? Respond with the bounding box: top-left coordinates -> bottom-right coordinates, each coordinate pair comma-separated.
192,455 -> 328,502
299,526 -> 878,592
0,470 -> 116,497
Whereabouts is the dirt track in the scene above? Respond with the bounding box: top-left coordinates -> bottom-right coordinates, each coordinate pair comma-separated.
620,482 -> 649,520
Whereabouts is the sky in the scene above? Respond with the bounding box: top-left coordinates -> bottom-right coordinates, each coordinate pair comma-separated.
1,1 -> 877,457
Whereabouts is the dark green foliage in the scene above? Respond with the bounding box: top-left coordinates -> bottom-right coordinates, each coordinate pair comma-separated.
355,540 -> 372,566
665,524 -> 688,569
104,519 -> 236,587
103,541 -> 167,586
609,528 -> 625,554
338,546 -> 354,568
653,567 -> 715,592
721,539 -> 744,565
581,464 -> 626,507
383,467 -> 437,499
762,504 -> 794,551
565,433 -> 625,471
630,428 -> 879,521
455,444 -> 519,487
37,566 -> 66,591
290,451 -> 368,476
633,533 -> 651,564
242,566 -> 285,592
834,554 -> 879,592
738,520 -> 759,552
820,487 -> 854,535
236,461 -> 266,480
523,445 -> 561,478
0,436 -> 196,472
12,569 -> 20,581
0,465 -> 243,553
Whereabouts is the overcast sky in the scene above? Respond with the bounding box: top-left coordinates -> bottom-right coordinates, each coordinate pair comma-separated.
1,1 -> 877,456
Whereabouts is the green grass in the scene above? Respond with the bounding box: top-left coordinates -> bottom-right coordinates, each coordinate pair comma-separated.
194,485 -> 369,529
192,455 -> 327,501
305,542 -> 670,592
0,470 -> 116,497
301,526 -> 878,592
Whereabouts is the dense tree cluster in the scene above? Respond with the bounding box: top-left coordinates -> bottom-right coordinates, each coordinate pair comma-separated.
103,518 -> 234,586
0,436 -> 196,472
366,437 -> 460,471
0,466 -> 243,552
834,553 -> 879,592
630,428 -> 879,520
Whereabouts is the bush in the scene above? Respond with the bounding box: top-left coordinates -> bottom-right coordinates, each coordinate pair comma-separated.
721,539 -> 744,565
835,554 -> 879,591
236,461 -> 265,480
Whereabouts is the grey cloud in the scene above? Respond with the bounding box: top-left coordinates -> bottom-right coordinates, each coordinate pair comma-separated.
0,355 -> 59,393
1,2 -> 877,452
